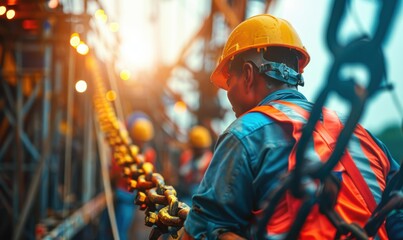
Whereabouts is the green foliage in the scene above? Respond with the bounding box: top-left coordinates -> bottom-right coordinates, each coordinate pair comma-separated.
376,124 -> 403,164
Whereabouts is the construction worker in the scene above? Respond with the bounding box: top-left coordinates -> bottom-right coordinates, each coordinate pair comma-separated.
128,114 -> 157,165
182,14 -> 403,239
178,125 -> 213,205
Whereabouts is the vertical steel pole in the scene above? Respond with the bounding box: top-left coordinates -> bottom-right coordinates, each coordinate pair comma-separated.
39,44 -> 53,219
63,43 -> 75,220
13,41 -> 23,234
82,93 -> 95,202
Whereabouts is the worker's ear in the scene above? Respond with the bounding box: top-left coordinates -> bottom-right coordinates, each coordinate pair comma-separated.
242,62 -> 256,93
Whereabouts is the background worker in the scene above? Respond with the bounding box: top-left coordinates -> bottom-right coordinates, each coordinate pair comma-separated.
177,125 -> 213,206
182,14 -> 403,239
126,111 -> 157,166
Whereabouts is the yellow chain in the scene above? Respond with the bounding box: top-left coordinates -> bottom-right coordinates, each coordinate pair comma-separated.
88,56 -> 190,239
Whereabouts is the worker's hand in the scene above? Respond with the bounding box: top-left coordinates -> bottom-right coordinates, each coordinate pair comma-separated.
181,230 -> 194,240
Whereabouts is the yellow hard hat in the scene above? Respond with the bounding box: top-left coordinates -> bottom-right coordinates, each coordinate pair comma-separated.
188,125 -> 212,149
211,14 -> 310,90
131,118 -> 154,142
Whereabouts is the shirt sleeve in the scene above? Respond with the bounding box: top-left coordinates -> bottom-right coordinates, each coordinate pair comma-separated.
367,130 -> 403,239
184,131 -> 255,239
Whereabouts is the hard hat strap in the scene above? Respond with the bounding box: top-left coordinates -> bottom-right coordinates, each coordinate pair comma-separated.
258,61 -> 304,86
239,49 -> 304,86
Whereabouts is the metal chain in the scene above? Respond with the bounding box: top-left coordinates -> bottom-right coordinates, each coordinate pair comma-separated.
88,57 -> 190,240
255,0 -> 401,239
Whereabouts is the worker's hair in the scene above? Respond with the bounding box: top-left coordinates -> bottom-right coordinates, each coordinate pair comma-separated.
229,46 -> 300,82
264,47 -> 299,71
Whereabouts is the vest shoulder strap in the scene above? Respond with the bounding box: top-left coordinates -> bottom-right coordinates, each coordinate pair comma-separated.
250,100 -> 377,211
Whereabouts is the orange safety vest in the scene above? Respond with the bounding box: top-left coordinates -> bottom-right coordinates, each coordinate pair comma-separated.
179,150 -> 212,184
250,100 -> 390,239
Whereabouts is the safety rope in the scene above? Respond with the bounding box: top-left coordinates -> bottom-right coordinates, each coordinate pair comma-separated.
255,0 -> 403,239
88,56 -> 189,240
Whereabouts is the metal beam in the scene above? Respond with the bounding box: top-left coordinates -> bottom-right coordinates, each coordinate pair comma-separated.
213,0 -> 243,29
42,193 -> 107,240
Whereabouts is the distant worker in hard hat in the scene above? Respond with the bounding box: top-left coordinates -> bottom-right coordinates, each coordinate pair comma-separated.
178,125 -> 213,206
182,14 -> 403,240
128,116 -> 157,166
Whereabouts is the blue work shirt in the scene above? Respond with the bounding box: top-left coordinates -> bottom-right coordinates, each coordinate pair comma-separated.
183,89 -> 403,239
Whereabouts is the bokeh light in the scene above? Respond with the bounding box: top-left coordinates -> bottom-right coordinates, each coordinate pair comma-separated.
76,41 -> 89,55
75,80 -> 87,93
106,90 -> 117,102
109,22 -> 120,32
70,33 -> 81,47
48,0 -> 59,9
174,100 -> 187,113
119,70 -> 131,81
95,9 -> 107,23
0,6 -> 6,15
6,9 -> 15,19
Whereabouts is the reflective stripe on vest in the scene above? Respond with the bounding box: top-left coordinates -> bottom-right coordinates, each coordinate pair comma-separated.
250,100 -> 389,239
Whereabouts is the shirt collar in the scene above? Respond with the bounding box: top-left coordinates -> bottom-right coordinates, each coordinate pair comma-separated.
258,89 -> 307,106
